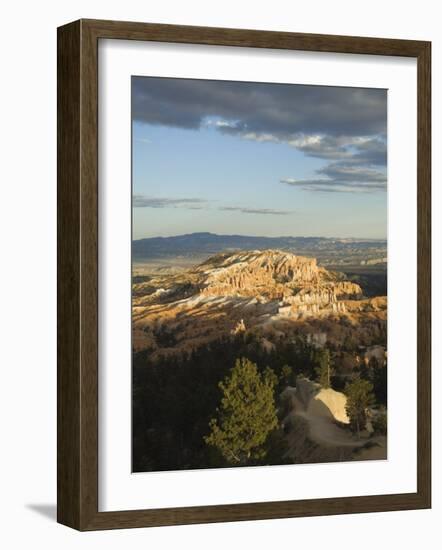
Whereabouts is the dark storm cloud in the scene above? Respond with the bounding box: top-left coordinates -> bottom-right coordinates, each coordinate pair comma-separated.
133,195 -> 207,208
132,77 -> 387,194
132,77 -> 387,140
219,206 -> 292,216
350,137 -> 387,166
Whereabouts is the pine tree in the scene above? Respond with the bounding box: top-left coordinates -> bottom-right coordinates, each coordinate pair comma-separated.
204,358 -> 278,465
314,349 -> 334,388
372,361 -> 387,406
372,406 -> 387,435
280,364 -> 294,389
344,378 -> 375,438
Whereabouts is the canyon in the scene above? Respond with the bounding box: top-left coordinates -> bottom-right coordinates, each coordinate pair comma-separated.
133,249 -> 387,358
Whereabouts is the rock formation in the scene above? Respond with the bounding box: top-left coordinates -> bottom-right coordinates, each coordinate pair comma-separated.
231,319 -> 246,335
280,377 -> 386,462
132,249 -> 386,356
196,250 -> 362,317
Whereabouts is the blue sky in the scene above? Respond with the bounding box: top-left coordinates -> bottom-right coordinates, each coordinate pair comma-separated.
132,77 -> 387,240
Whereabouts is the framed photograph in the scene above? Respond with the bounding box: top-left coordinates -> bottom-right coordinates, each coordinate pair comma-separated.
57,19 -> 431,530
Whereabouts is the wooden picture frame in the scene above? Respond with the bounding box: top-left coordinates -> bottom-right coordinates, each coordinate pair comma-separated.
57,18 -> 431,530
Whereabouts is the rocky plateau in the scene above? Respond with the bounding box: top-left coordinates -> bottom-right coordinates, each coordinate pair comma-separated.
133,250 -> 387,357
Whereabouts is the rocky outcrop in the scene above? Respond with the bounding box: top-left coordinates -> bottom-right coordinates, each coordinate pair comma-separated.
231,319 -> 246,335
196,250 -> 363,319
364,345 -> 387,366
132,249 -> 386,357
197,250 -> 322,299
280,377 -> 386,462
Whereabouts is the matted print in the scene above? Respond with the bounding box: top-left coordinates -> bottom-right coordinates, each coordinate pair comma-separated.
131,77 -> 388,473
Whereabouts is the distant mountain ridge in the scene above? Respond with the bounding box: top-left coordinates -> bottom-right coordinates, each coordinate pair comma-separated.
133,232 -> 386,261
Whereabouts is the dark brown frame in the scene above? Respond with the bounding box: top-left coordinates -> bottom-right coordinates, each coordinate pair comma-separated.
57,18 -> 431,531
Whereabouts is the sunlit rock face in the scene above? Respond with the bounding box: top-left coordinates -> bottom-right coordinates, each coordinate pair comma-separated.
197,250 -> 362,315
197,250 -> 321,299
132,250 -> 386,357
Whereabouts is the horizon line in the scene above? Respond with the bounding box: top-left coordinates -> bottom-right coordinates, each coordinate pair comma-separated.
132,231 -> 387,242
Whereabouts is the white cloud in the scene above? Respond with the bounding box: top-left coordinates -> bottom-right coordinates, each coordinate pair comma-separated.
219,206 -> 293,215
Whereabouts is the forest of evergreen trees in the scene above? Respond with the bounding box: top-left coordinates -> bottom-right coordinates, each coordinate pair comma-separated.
132,331 -> 387,472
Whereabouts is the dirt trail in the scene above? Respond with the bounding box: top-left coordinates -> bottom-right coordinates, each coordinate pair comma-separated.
282,382 -> 387,461
292,409 -> 365,448
283,388 -> 364,451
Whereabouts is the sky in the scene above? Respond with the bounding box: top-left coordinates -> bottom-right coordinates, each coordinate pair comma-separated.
132,77 -> 387,240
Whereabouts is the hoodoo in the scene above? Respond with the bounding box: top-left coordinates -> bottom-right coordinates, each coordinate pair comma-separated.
132,249 -> 385,357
